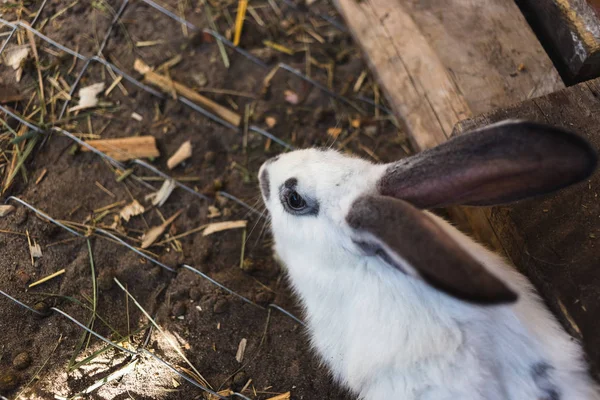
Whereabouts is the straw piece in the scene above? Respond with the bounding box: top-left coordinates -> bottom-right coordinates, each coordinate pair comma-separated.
134,59 -> 241,126
0,205 -> 15,217
81,136 -> 160,161
203,220 -> 247,236
167,140 -> 192,169
141,209 -> 183,249
29,269 -> 66,288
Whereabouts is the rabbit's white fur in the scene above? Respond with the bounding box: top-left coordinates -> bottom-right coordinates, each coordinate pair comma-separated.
259,148 -> 598,400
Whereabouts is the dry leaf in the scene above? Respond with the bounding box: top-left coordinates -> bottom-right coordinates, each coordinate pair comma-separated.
29,241 -> 42,259
209,390 -> 234,400
327,127 -> 342,139
141,210 -> 183,249
3,45 -> 29,70
284,90 -> 299,105
0,205 -> 15,217
266,393 -> 291,400
146,179 -> 176,207
69,82 -> 105,112
3,45 -> 29,83
235,338 -> 247,363
167,140 -> 192,169
141,225 -> 168,249
119,200 -> 145,222
203,220 -> 247,236
208,205 -> 221,218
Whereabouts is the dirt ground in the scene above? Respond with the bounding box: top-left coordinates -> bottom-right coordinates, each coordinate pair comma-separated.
0,1 -> 409,399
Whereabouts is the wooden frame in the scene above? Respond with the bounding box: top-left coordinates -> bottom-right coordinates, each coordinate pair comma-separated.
518,0 -> 600,82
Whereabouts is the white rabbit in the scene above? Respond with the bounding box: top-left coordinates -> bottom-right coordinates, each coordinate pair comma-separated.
258,120 -> 599,400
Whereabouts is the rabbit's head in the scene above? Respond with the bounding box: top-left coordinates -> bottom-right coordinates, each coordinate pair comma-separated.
258,121 -> 597,305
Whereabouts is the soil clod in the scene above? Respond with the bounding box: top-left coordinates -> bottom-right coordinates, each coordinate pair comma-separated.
213,298 -> 230,314
0,371 -> 20,392
12,352 -> 31,371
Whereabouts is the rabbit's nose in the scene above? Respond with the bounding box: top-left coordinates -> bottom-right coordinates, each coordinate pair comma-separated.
259,164 -> 271,201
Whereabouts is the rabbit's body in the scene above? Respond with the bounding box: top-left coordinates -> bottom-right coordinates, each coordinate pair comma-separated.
277,214 -> 596,399
259,121 -> 599,400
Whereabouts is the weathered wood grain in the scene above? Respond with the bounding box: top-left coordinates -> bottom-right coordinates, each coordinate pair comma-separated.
454,80 -> 600,372
518,0 -> 600,81
334,0 -> 564,151
334,0 -> 565,254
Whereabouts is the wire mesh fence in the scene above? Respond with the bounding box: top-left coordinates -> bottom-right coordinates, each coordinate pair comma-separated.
0,0 -> 396,398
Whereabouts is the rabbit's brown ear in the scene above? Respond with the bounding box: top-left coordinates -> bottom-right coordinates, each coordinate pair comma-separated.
346,195 -> 517,304
378,120 -> 598,209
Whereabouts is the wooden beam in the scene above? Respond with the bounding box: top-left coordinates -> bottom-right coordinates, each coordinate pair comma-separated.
453,79 -> 600,373
334,0 -> 565,253
334,0 -> 564,151
518,0 -> 600,82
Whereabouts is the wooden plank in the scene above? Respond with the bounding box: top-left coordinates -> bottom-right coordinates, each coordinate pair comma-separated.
454,79 -> 600,372
334,0 -> 565,253
333,0 -> 466,150
334,0 -> 564,151
518,0 -> 600,82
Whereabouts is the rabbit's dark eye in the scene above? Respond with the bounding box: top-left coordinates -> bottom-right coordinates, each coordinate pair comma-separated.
279,180 -> 319,216
287,190 -> 306,210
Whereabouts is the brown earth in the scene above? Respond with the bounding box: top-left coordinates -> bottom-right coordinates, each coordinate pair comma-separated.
0,1 -> 408,399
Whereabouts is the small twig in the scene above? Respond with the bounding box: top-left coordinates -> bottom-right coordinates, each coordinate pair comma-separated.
28,269 -> 66,288
233,0 -> 248,46
134,59 -> 241,126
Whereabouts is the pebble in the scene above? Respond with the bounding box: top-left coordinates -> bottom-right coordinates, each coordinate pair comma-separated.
169,287 -> 188,302
97,269 -> 115,291
232,371 -> 248,390
189,287 -> 203,301
254,290 -> 275,306
12,352 -> 31,370
13,207 -> 28,226
213,298 -> 229,314
240,258 -> 255,273
33,301 -> 50,316
213,179 -> 223,191
201,294 -> 217,310
204,151 -> 216,165
192,72 -> 208,87
249,47 -> 276,63
149,266 -> 162,280
15,270 -> 30,286
172,302 -> 187,317
0,372 -> 19,391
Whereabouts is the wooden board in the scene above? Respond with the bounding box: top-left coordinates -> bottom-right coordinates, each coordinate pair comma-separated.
517,0 -> 600,82
334,0 -> 564,151
454,79 -> 600,373
335,0 -> 598,376
334,0 -> 565,254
